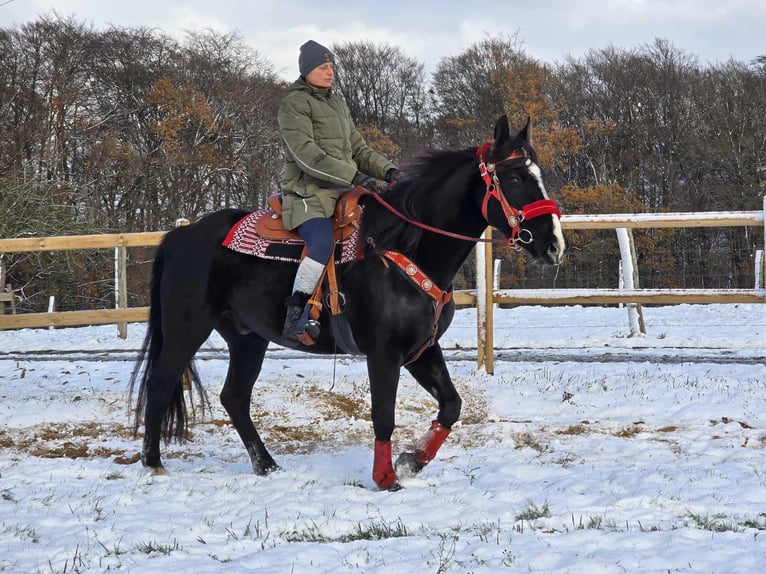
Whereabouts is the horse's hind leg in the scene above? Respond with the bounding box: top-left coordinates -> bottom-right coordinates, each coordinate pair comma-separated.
217,323 -> 278,475
398,343 -> 461,477
142,323 -> 215,473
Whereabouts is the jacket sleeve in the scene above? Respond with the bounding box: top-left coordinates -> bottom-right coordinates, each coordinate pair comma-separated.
278,94 -> 357,187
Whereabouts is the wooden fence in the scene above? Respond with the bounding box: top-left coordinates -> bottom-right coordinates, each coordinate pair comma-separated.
472,203 -> 766,372
0,205 -> 764,373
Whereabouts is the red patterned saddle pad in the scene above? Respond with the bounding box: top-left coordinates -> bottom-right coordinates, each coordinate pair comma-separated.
222,210 -> 363,264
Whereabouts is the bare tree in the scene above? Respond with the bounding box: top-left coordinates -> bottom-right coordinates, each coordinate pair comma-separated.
332,40 -> 430,160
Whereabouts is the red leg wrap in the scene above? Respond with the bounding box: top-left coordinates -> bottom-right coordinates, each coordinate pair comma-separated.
372,440 -> 397,490
414,419 -> 451,466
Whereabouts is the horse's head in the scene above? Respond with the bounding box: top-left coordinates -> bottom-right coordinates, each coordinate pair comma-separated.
477,115 -> 567,265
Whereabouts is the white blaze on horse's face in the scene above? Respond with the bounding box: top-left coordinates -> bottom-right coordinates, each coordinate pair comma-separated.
528,160 -> 567,264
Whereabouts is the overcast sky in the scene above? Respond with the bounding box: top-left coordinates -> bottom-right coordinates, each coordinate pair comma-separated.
3,0 -> 765,80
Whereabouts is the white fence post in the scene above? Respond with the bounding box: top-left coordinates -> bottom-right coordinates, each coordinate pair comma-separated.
762,196 -> 766,293
616,228 -> 646,336
493,259 -> 502,310
47,296 -> 55,330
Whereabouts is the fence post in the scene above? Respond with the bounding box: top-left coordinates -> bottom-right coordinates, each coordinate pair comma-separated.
475,228 -> 494,374
47,296 -> 55,330
762,196 -> 766,292
0,255 -> 13,315
616,228 -> 646,336
115,246 -> 128,339
493,259 -> 502,310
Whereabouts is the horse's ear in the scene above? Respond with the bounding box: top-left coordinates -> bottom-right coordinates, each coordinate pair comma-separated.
517,116 -> 532,142
493,114 -> 510,147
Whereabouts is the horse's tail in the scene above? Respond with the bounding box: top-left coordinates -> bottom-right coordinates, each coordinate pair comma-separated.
128,237 -> 206,442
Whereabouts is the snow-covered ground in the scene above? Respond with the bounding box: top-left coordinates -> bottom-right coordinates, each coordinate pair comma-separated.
1,304 -> 765,573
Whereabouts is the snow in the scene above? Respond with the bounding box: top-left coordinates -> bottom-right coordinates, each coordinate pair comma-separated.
1,304 -> 765,573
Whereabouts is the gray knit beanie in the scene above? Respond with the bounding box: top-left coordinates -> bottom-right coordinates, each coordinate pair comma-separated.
299,40 -> 335,77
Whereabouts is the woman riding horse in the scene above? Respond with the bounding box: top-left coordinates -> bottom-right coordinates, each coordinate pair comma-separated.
130,114 -> 566,491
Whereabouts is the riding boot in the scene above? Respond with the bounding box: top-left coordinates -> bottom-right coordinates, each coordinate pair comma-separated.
282,291 -> 321,346
282,256 -> 325,346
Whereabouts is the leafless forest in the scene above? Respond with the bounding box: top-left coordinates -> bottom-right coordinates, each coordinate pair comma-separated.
1,16 -> 764,312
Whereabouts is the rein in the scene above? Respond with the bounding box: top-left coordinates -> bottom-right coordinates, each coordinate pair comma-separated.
366,189 -> 502,243
366,142 -> 561,249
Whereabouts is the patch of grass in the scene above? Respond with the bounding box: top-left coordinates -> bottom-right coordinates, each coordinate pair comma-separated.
687,511 -> 738,532
615,425 -> 643,438
2,422 -> 135,460
556,424 -> 589,436
512,432 -> 548,453
95,535 -> 128,556
515,500 -> 551,522
284,518 -> 410,543
135,539 -> 180,555
113,452 -> 141,465
432,533 -> 457,574
9,524 -> 40,543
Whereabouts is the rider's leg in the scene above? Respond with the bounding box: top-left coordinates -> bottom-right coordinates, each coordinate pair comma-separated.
282,217 -> 333,342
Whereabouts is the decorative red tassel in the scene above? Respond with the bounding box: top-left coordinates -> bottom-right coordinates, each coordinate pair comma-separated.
414,419 -> 451,466
372,440 -> 397,490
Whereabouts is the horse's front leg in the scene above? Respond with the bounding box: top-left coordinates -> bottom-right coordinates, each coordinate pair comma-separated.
397,343 -> 461,478
366,352 -> 402,491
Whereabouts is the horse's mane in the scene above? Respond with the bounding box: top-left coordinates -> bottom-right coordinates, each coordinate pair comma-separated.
361,146 -> 477,257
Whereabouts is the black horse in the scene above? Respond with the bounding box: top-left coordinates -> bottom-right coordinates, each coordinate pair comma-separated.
130,115 -> 567,490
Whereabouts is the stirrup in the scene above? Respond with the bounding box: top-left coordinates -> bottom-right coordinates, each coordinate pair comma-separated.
284,304 -> 321,346
296,319 -> 321,346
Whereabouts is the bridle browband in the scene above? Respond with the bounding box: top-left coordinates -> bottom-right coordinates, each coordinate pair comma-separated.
475,141 -> 561,250
366,142 -> 560,248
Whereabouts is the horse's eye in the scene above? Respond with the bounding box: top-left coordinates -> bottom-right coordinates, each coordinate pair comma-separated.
506,175 -> 521,186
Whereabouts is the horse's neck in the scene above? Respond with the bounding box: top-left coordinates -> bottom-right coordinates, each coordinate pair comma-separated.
406,182 -> 487,289
362,164 -> 486,289
413,228 -> 484,290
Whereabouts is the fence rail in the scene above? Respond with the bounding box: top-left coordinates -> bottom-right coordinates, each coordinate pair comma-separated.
1,206 -> 764,373
0,232 -> 166,253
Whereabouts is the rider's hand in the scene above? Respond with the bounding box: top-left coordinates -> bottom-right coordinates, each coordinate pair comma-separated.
385,168 -> 403,184
352,172 -> 378,191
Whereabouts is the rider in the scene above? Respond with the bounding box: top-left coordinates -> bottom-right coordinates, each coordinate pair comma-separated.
278,40 -> 401,345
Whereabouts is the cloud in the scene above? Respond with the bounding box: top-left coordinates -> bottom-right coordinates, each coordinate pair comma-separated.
2,0 -> 764,77
166,6 -> 230,36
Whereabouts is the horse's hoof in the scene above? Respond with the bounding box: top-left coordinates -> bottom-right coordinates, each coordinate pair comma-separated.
395,452 -> 424,478
258,463 -> 280,476
387,480 -> 403,492
149,466 -> 169,476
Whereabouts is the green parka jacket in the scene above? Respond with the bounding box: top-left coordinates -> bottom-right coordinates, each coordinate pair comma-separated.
277,77 -> 395,230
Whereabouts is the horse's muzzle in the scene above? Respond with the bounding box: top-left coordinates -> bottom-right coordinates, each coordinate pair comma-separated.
546,236 -> 567,266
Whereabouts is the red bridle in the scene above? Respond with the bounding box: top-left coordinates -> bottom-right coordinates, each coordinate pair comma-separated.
476,142 -> 561,249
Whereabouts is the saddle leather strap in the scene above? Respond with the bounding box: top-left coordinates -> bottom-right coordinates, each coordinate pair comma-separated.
307,253 -> 343,320
307,193 -> 360,321
379,250 -> 453,365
